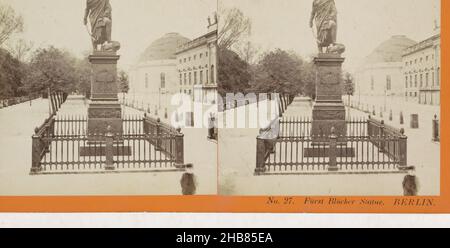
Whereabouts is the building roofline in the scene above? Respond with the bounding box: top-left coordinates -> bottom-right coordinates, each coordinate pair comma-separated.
402,33 -> 440,57
175,30 -> 217,55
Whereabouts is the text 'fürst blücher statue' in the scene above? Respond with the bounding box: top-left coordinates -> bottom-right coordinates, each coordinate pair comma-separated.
84,0 -> 120,52
309,0 -> 345,55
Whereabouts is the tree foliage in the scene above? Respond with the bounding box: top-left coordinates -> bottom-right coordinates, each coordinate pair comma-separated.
0,3 -> 24,46
250,49 -> 315,97
0,48 -> 25,98
343,72 -> 354,96
118,69 -> 129,93
217,48 -> 251,96
21,47 -> 79,94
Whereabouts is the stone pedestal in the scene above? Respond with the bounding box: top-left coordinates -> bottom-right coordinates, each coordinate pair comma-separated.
311,54 -> 346,139
87,51 -> 123,135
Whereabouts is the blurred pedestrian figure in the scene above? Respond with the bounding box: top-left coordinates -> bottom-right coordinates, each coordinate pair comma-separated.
180,164 -> 197,195
208,113 -> 216,140
403,166 -> 419,196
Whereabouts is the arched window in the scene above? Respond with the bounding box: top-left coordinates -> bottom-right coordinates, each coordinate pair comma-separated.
211,65 -> 215,84
160,73 -> 166,89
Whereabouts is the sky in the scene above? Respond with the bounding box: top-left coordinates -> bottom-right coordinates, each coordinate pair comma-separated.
220,0 -> 441,71
1,0 -> 218,69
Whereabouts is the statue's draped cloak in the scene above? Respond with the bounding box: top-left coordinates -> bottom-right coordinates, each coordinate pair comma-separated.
313,0 -> 337,46
87,0 -> 111,40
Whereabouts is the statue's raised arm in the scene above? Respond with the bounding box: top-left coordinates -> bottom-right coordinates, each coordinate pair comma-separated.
310,0 -> 344,54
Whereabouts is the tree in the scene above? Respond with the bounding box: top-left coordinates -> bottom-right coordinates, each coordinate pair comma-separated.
250,49 -> 304,95
343,72 -> 354,104
0,3 -> 24,46
118,70 -> 129,93
6,38 -> 33,62
235,41 -> 261,65
343,72 -> 354,96
217,48 -> 251,96
218,7 -> 251,50
0,48 -> 25,98
22,46 -> 78,94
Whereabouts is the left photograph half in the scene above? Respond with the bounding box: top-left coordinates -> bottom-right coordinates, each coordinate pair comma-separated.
0,0 -> 218,196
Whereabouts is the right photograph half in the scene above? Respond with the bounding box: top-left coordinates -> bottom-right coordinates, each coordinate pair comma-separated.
217,0 -> 441,196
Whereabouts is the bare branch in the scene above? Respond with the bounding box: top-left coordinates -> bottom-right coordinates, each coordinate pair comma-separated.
0,3 -> 24,46
218,8 -> 251,50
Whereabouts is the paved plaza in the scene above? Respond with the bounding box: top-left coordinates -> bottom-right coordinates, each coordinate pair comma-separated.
218,97 -> 440,196
0,97 -> 217,195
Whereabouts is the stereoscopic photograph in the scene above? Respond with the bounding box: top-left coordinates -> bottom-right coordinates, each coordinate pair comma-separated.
0,0 -> 218,196
217,0 -> 441,196
0,0 -> 443,209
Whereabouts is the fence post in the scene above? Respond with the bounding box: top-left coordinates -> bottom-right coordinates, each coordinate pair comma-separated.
175,128 -> 184,168
432,115 -> 440,142
398,128 -> 408,168
143,114 -> 148,134
30,129 -> 43,175
255,137 -> 267,175
156,118 -> 162,150
105,126 -> 115,171
379,120 -> 385,153
367,117 -> 372,137
328,127 -> 338,172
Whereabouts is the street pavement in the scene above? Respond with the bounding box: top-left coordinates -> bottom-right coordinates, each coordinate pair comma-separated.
0,96 -> 216,195
218,96 -> 440,196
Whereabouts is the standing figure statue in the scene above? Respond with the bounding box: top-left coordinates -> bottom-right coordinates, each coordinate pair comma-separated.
309,0 -> 345,54
84,0 -> 120,52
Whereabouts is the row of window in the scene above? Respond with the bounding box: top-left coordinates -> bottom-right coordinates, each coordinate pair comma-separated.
406,92 -> 418,97
405,70 -> 440,89
179,65 -> 215,86
179,89 -> 192,95
179,52 -> 208,64
405,54 -> 435,66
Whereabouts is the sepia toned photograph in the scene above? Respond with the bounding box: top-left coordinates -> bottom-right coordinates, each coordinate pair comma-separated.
217,0 -> 441,196
0,0 -> 218,196
0,0 -> 445,213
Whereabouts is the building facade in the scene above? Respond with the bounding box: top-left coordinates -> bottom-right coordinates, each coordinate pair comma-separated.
354,35 -> 417,97
402,33 -> 441,105
175,16 -> 218,105
128,15 -> 218,126
128,33 -> 190,119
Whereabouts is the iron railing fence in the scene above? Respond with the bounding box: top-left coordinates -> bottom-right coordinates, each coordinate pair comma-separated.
256,134 -> 407,175
256,116 -> 408,175
279,117 -> 402,138
31,114 -> 184,174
